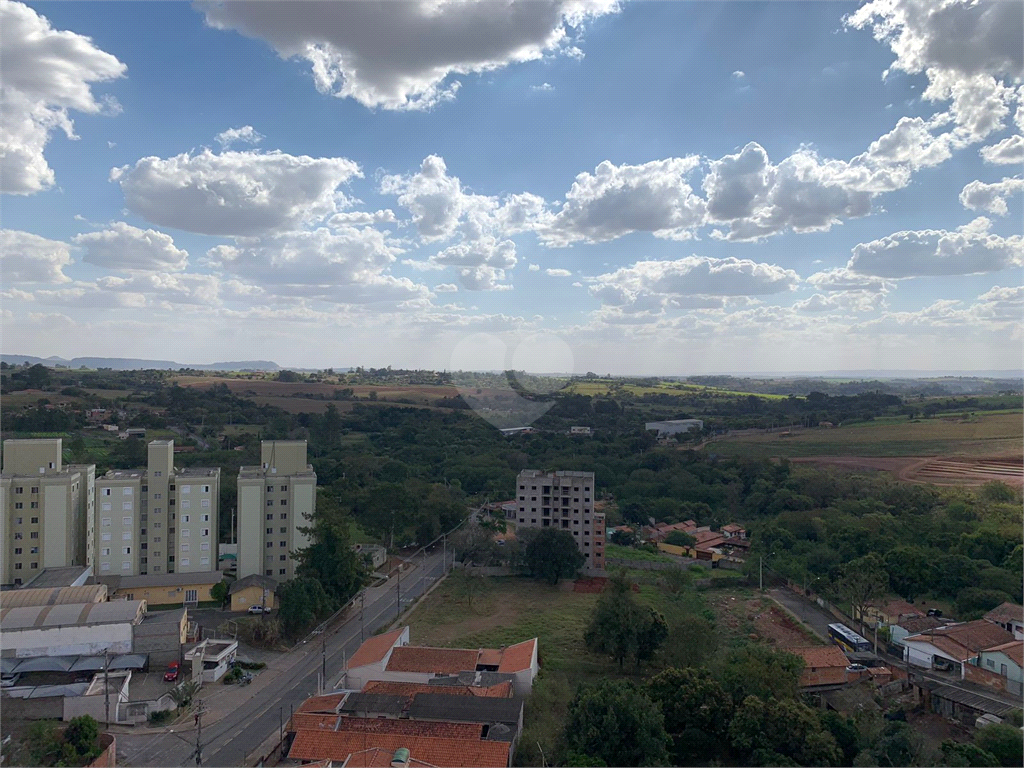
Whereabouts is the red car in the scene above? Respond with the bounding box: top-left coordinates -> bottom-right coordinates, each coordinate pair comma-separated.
163,662 -> 180,682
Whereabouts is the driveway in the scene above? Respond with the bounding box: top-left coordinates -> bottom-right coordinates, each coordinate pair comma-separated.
769,587 -> 836,640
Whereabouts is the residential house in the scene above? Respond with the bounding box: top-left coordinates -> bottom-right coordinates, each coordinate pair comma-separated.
228,573 -> 279,611
343,627 -> 539,696
983,602 -> 1023,640
856,598 -> 923,627
792,646 -> 869,690
353,544 -> 387,571
902,619 -> 1016,677
99,571 -> 222,607
971,640 -> 1024,696
721,524 -> 746,540
889,614 -> 949,648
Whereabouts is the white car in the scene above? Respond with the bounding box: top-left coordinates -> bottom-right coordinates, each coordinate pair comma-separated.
1,673 -> 21,688
247,605 -> 271,615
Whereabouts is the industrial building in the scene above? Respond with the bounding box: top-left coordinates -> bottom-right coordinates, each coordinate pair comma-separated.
0,439 -> 96,587
236,441 -> 316,580
513,470 -> 604,572
644,419 -> 704,437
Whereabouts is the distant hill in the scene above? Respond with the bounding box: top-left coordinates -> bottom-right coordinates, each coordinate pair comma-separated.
1,354 -> 281,372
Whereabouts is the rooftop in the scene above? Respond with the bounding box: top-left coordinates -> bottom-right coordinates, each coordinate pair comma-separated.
897,615 -> 948,634
984,602 -> 1024,625
20,566 -> 91,589
176,467 -> 220,477
105,571 -> 221,589
1,584 -> 106,609
228,573 -> 279,595
984,640 -> 1024,666
0,600 -> 145,631
297,693 -> 348,714
406,694 -> 524,731
288,731 -> 510,768
792,646 -> 853,688
348,627 -> 406,669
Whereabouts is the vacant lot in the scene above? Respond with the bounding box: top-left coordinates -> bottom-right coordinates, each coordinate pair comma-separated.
705,587 -> 822,648
173,375 -> 458,403
707,413 -> 1023,459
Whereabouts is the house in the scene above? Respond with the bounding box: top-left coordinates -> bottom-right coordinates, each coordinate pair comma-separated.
858,598 -> 923,627
228,573 -> 279,612
289,730 -> 511,768
569,426 -> 592,436
353,544 -> 388,571
343,627 -> 539,696
99,572 -> 222,607
792,646 -> 867,690
971,640 -> 1024,696
889,614 -> 949,648
913,679 -> 1020,728
983,602 -> 1023,640
184,638 -> 237,683
902,620 -> 1016,677
721,524 -> 746,540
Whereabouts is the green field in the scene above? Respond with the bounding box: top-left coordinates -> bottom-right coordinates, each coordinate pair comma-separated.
705,412 -> 1023,458
566,380 -> 790,400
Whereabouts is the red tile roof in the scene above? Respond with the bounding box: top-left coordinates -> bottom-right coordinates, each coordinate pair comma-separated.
984,602 -> 1024,624
497,638 -> 536,673
342,748 -> 437,768
336,718 -> 485,740
297,693 -> 347,714
289,713 -> 341,731
289,730 -> 510,768
386,647 -> 480,674
349,627 -> 406,669
985,640 -> 1024,667
792,646 -> 851,688
722,524 -> 744,533
904,620 -> 1015,660
469,682 -> 513,698
361,680 -> 513,702
477,649 -> 502,667
870,599 -> 922,620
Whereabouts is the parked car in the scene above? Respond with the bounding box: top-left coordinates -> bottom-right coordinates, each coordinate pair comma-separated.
247,604 -> 271,615
1,672 -> 22,688
163,662 -> 180,682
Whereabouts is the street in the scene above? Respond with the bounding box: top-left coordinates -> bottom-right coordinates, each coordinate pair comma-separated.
117,550 -> 449,767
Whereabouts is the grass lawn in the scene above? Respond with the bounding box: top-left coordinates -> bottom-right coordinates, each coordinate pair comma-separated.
707,412 -> 1023,458
604,542 -> 674,563
406,572 -> 710,766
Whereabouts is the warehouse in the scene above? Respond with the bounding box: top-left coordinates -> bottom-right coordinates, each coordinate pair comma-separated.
0,600 -> 145,658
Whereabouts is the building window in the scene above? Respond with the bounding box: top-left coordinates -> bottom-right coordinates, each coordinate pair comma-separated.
280,555 -> 287,561
279,541 -> 286,548
181,529 -> 190,537
280,513 -> 287,519
153,507 -> 162,514
180,558 -> 190,567
201,542 -> 210,551
123,546 -> 131,555
123,531 -> 133,540
15,563 -> 22,570
101,533 -> 111,541
122,502 -> 132,511
142,485 -> 148,492
13,548 -> 22,555
30,516 -> 39,524
267,528 -> 273,535
30,532 -> 38,539
279,499 -> 287,506
123,516 -> 132,526
101,548 -> 110,556
168,555 -> 175,562
154,471 -> 162,477
14,487 -> 23,494
102,517 -> 111,527
267,486 -> 274,492
202,485 -> 210,493
181,543 -> 190,552
181,485 -> 190,494
154,521 -> 162,528
180,500 -> 190,510
266,513 -> 274,521
201,528 -> 209,537
266,500 -> 274,507
153,565 -> 161,572
266,570 -> 273,576
14,502 -> 23,510
182,514 -> 190,523
280,485 -> 288,491
154,536 -> 162,543
122,487 -> 133,496
121,561 -> 131,570
30,486 -> 40,493
14,517 -> 22,525
100,563 -> 110,571
201,514 -> 209,522
31,562 -> 38,569
30,502 -> 38,509
102,488 -> 111,496
141,543 -> 147,550
200,557 -> 209,566
266,542 -> 273,548
280,527 -> 287,534
30,546 -> 38,554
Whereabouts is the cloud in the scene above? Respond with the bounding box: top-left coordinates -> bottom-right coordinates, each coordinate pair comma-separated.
199,0 -> 620,110
328,209 -> 398,227
111,149 -> 362,236
792,291 -> 884,313
848,220 -> 1024,277
0,1 -> 126,194
806,267 -> 891,294
731,70 -> 745,79
959,177 -> 1024,216
542,157 -> 706,245
589,255 -> 800,313
531,82 -> 555,92
203,226 -> 427,305
431,237 -> 517,290
545,268 -> 572,276
703,142 -> 886,241
0,229 -> 73,283
434,283 -> 458,293
215,125 -> 265,148
980,135 -> 1024,165
72,222 -> 189,272
528,263 -> 541,271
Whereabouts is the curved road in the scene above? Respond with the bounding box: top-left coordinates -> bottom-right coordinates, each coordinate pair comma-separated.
118,550 -> 449,767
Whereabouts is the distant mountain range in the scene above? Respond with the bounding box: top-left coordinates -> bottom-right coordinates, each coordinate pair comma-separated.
2,354 -> 282,372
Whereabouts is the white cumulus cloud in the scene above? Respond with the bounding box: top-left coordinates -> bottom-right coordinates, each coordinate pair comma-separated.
848,220 -> 1024,277
111,149 -> 362,236
980,135 -> 1024,165
215,125 -> 265,148
0,229 -> 73,283
546,268 -> 572,276
73,222 -> 189,272
959,177 -> 1024,216
0,1 -> 126,194
199,0 -> 620,111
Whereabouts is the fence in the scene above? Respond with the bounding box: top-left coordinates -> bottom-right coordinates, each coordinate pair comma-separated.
606,557 -> 698,572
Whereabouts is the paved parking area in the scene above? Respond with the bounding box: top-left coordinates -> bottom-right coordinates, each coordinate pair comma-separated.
128,670 -> 176,702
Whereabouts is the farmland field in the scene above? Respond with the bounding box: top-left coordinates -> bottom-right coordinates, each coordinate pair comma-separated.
706,412 -> 1023,459
566,380 -> 790,400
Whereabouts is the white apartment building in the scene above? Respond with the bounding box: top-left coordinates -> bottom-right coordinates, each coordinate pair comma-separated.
94,440 -> 220,578
514,469 -> 605,571
1,439 -> 95,587
237,441 -> 316,580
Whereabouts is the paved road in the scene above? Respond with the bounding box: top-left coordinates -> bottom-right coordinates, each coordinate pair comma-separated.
118,550 -> 449,767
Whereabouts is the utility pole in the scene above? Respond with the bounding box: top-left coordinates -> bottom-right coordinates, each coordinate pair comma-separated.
759,556 -> 763,592
279,707 -> 283,743
359,592 -> 365,643
103,650 -> 110,726
194,703 -> 206,766
396,561 -> 401,621
321,632 -> 327,690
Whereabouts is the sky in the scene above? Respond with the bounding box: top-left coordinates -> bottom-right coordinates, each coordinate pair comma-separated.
1,0 -> 1022,375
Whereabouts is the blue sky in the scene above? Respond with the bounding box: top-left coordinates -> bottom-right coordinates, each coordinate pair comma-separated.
1,0 -> 1021,374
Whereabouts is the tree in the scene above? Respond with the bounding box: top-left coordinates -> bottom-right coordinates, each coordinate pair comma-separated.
648,667 -> 732,764
835,553 -> 888,633
523,528 -> 585,585
665,530 -> 696,548
716,644 -> 804,705
276,577 -> 335,638
585,572 -> 668,669
62,715 -> 101,762
25,363 -> 52,388
728,696 -> 840,766
973,724 -> 1024,767
293,489 -> 366,605
941,740 -> 1000,767
560,679 -> 671,767
210,579 -> 229,606
955,588 -> 1014,620
883,547 -> 933,602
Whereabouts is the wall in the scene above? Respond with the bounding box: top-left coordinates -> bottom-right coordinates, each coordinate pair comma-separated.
237,482 -> 262,579
115,581 -> 216,606
0,695 -> 64,720
344,667 -> 434,691
42,482 -> 69,569
133,615 -> 185,666
229,585 -> 278,611
88,735 -> 116,768
6,623 -> 133,658
963,662 -> 1010,693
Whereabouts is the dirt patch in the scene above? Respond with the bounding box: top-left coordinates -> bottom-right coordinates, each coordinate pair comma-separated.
791,456 -> 926,474
573,577 -> 607,594
706,591 -> 819,647
792,454 -> 1023,487
750,601 -> 816,646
